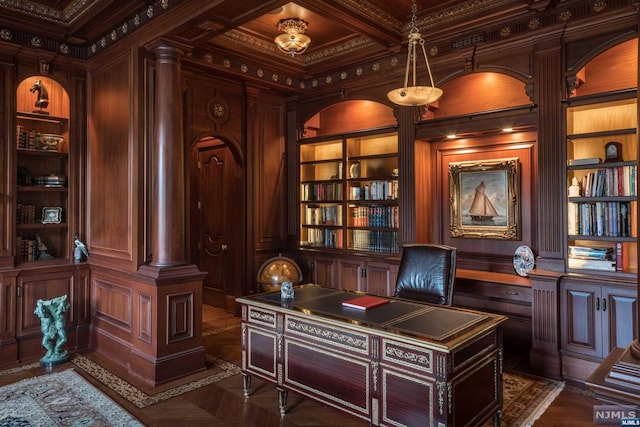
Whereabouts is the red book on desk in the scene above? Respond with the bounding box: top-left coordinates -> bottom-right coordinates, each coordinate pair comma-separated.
342,295 -> 389,310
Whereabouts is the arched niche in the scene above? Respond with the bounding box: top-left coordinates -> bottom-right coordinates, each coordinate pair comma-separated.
425,72 -> 531,120
569,37 -> 637,98
16,75 -> 69,118
302,100 -> 396,138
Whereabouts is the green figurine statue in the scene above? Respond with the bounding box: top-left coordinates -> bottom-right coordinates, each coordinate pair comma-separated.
34,294 -> 71,366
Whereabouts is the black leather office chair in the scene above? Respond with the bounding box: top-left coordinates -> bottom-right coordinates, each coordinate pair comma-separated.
394,244 -> 457,306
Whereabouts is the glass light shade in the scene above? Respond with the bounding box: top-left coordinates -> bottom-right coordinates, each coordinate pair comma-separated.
387,86 -> 443,106
274,32 -> 311,56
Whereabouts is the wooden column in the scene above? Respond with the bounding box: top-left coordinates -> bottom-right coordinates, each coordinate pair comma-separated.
150,41 -> 186,267
130,39 -> 206,386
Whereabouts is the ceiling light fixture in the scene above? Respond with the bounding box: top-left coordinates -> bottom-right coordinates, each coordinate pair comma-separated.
387,0 -> 443,106
274,18 -> 310,57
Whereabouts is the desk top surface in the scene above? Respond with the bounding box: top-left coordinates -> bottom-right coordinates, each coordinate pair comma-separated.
237,286 -> 506,347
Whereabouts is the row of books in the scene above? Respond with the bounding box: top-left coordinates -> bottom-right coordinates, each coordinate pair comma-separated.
349,180 -> 398,201
568,245 -> 616,271
16,125 -> 37,150
16,203 -> 37,224
567,201 -> 635,237
350,206 -> 399,228
301,183 -> 343,201
349,230 -> 399,253
16,236 -> 39,262
577,165 -> 636,197
301,228 -> 343,248
303,205 -> 343,226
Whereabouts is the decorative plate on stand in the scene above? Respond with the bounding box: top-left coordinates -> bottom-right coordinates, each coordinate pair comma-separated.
513,245 -> 534,277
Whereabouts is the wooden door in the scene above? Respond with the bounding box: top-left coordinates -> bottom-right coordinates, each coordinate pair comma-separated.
339,259 -> 363,292
196,142 -> 243,309
312,256 -> 337,288
560,280 -> 602,358
602,287 -> 637,353
366,261 -> 395,296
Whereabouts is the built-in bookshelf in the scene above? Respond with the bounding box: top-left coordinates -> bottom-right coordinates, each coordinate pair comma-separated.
15,76 -> 71,264
299,131 -> 399,254
566,94 -> 637,275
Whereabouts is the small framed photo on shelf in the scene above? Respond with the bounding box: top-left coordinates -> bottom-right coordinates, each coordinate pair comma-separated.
604,141 -> 623,162
41,207 -> 62,224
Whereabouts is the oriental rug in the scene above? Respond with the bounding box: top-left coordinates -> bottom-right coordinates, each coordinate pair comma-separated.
71,353 -> 241,408
490,370 -> 565,427
0,369 -> 142,426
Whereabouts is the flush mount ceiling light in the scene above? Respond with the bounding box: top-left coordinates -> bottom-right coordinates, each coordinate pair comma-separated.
387,0 -> 443,106
274,18 -> 311,57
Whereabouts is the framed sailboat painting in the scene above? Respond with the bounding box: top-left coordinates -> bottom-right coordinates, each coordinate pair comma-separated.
449,157 -> 520,239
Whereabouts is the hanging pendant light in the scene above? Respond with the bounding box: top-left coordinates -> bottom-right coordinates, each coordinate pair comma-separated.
387,0 -> 443,106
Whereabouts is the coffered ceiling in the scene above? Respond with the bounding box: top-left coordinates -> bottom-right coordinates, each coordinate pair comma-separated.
0,0 -> 542,69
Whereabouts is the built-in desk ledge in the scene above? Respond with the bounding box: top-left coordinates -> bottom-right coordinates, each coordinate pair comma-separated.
456,268 -> 531,288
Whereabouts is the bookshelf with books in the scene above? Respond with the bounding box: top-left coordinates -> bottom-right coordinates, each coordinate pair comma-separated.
298,131 -> 399,256
14,76 -> 71,264
565,95 -> 637,276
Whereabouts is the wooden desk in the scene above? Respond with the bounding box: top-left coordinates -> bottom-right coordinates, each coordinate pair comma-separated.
237,285 -> 507,426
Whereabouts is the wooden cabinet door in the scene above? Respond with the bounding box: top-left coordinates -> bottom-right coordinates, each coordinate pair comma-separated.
312,256 -> 337,288
560,281 -> 602,358
602,287 -> 637,353
339,259 -> 363,292
365,261 -> 395,296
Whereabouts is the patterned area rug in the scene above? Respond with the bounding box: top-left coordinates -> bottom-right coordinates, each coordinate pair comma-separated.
493,370 -> 564,426
71,353 -> 241,408
0,369 -> 142,426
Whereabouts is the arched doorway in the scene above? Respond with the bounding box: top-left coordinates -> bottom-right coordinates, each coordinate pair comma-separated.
189,136 -> 244,310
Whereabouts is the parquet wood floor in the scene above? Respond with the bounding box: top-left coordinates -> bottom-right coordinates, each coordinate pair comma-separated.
1,305 -> 600,426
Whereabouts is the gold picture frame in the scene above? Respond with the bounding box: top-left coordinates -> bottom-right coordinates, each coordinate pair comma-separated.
449,157 -> 519,239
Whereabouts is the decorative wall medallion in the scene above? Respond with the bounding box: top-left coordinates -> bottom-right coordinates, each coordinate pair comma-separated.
206,97 -> 230,124
223,59 -> 231,68
593,0 -> 606,12
559,10 -> 572,21
390,57 -> 398,66
311,79 -> 318,87
272,73 -> 279,82
122,22 -> 128,34
205,53 -> 213,63
372,63 -> 379,71
241,64 -> 248,73
356,67 -> 363,76
110,30 -> 117,41
30,37 -> 42,47
59,44 -> 70,54
299,82 -> 306,89
429,46 -> 439,56
286,77 -> 293,86
340,71 -> 347,80
0,29 -> 12,40
257,68 -> 264,77
147,5 -> 154,19
528,17 -> 540,30
500,26 -> 511,37
325,75 -> 332,84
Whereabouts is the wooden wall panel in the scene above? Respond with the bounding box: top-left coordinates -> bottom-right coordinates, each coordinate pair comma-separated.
87,52 -> 136,268
253,96 -> 286,251
434,73 -> 531,118
435,131 -> 536,270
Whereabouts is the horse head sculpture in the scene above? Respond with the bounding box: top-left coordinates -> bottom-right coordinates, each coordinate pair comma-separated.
29,79 -> 49,111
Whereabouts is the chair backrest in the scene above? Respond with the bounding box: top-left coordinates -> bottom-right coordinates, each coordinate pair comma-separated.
394,244 -> 457,305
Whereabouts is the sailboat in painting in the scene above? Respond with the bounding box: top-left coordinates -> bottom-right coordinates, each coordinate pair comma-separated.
468,181 -> 498,221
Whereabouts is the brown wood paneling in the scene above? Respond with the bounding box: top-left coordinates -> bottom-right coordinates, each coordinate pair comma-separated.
572,38 -> 638,97
87,52 -> 134,265
434,73 -> 531,119
305,100 -> 395,137
435,131 -> 536,261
